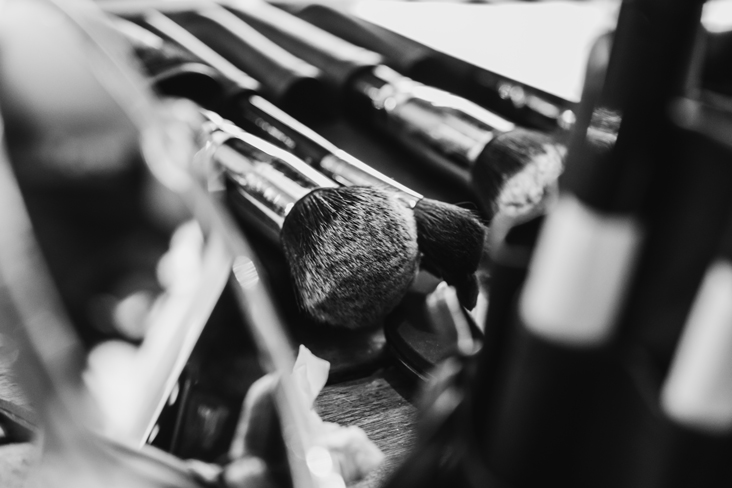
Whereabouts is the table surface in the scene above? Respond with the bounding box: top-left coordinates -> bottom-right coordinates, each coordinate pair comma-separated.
315,364 -> 421,488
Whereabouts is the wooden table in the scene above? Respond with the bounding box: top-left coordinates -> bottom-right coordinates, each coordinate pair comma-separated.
315,365 -> 421,488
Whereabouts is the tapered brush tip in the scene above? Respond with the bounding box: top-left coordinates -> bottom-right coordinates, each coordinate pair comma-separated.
281,186 -> 420,329
472,129 -> 565,219
413,198 -> 486,308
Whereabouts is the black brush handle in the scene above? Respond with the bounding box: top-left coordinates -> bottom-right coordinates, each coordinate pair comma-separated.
169,7 -> 332,120
286,2 -> 574,132
225,0 -> 382,92
345,66 -> 516,186
226,2 -> 538,192
287,3 -> 466,87
114,16 -> 419,202
136,9 -> 262,96
123,12 -> 329,150
129,11 -> 345,158
115,15 -> 243,109
233,95 -> 422,202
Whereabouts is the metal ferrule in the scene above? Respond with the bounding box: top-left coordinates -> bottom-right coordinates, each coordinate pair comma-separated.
319,151 -> 421,208
199,112 -> 338,228
351,65 -> 516,167
243,95 -> 421,208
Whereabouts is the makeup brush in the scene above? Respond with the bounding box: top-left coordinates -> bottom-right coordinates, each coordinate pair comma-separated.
284,1 -> 574,132
213,0 -> 564,206
197,110 -> 420,329
114,11 -> 487,308
114,4 -> 327,121
281,1 -> 472,97
155,6 -> 333,122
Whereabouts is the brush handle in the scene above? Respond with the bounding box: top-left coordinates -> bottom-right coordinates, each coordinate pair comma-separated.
225,0 -> 382,91
236,95 -> 423,207
152,6 -> 423,204
290,3 -> 572,132
114,15 -> 234,104
225,0 -> 518,184
288,2 -> 460,84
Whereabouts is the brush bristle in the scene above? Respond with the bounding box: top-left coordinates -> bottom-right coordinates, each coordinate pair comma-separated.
413,198 -> 486,308
447,272 -> 480,310
471,129 -> 564,220
280,186 -> 420,329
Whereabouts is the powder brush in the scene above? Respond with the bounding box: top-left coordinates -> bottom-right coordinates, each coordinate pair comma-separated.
115,11 -> 487,307
196,110 -> 420,329
215,0 -> 565,219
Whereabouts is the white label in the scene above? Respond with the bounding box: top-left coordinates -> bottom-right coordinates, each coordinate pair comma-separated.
661,260 -> 732,433
520,195 -> 642,346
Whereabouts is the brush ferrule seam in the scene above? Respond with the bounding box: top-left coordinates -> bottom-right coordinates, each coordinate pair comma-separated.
373,76 -> 516,166
214,143 -> 308,221
209,117 -> 338,190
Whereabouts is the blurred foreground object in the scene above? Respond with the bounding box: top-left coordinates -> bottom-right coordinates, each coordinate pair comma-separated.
0,1 -> 205,486
0,0 -> 347,487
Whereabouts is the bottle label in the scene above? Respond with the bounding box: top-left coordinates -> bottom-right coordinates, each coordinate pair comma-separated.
519,195 -> 642,346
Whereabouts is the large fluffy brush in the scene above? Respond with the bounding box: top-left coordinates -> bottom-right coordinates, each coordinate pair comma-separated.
199,112 -> 420,328
115,11 -> 487,309
287,2 -> 572,132
281,186 -> 420,327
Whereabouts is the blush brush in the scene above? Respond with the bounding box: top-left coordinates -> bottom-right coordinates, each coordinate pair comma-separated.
114,11 -> 488,308
196,110 -> 420,329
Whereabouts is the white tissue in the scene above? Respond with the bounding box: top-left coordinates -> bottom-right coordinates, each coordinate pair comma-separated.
292,345 -> 385,484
